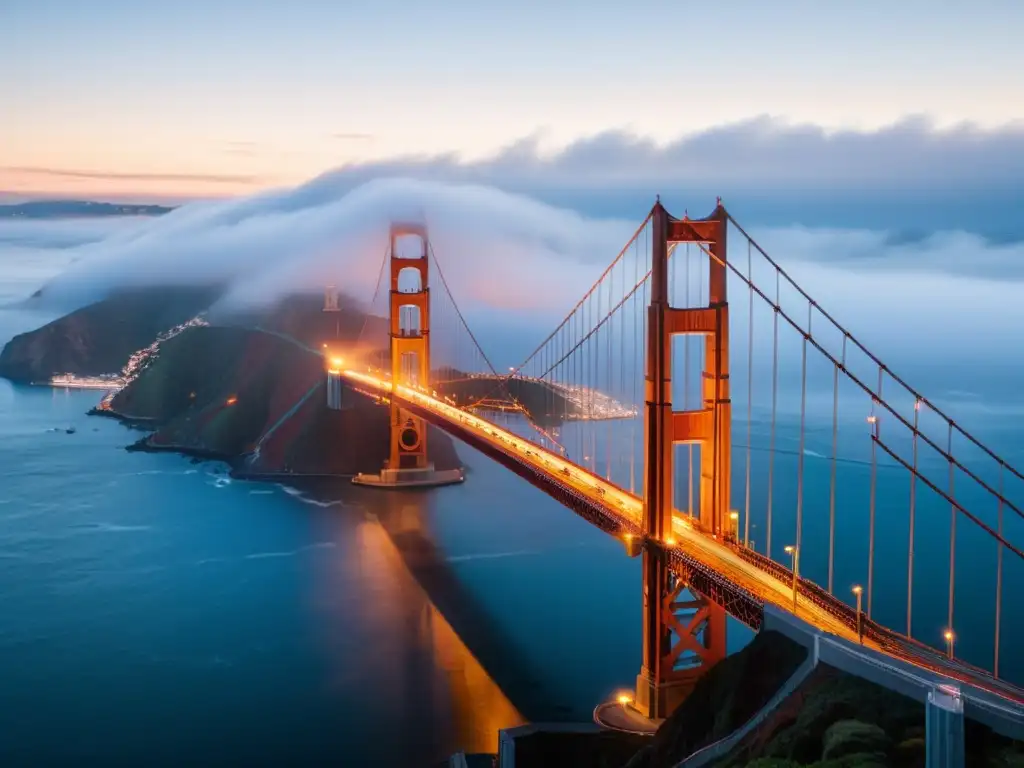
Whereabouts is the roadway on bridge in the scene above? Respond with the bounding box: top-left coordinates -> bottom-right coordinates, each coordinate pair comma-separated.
337,367 -> 1024,707
341,369 -> 863,645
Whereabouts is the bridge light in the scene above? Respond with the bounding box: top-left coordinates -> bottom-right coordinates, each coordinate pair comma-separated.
623,532 -> 642,557
616,693 -> 631,705
944,629 -> 955,659
867,415 -> 877,424
852,585 -> 864,644
331,357 -> 344,368
784,546 -> 800,613
665,536 -> 677,547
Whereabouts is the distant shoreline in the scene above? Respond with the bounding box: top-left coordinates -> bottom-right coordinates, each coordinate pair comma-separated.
0,200 -> 175,220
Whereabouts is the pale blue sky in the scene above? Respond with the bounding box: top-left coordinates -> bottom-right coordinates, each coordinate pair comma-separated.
2,0 -> 1023,198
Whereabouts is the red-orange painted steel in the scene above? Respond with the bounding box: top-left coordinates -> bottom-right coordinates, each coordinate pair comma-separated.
634,202 -> 731,720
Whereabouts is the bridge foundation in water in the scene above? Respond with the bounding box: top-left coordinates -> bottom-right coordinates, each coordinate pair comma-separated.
352,464 -> 465,488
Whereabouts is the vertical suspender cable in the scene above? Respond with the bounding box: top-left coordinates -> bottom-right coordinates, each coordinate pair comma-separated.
745,238 -> 753,548
561,324 -> 566,429
767,269 -> 779,559
593,285 -> 599,472
995,462 -> 1004,677
580,306 -> 585,462
631,237 -> 640,494
606,268 -> 613,480
589,292 -> 598,462
828,356 -> 839,593
749,239 -> 757,548
619,252 -> 626,483
593,283 -> 599,471
574,309 -> 580,460
796,306 -> 808,571
638,228 -> 647,489
868,369 -> 881,618
908,398 -> 919,637
578,308 -> 583,460
947,422 -> 956,645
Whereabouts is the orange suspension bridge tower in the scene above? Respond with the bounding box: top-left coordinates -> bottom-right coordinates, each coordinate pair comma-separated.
353,221 -> 464,489
634,199 -> 733,718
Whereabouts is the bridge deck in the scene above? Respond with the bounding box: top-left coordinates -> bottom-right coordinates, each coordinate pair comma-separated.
341,369 -> 1024,707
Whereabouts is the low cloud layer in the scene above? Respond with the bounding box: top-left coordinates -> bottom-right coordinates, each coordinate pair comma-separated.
270,117 -> 1024,241
3,174 -> 1024,387
11,178 -> 636,322
319,117 -> 1024,193
6,117 -> 1024,237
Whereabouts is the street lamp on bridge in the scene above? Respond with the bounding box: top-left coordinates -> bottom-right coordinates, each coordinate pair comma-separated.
944,629 -> 955,660
852,585 -> 864,644
784,545 -> 800,614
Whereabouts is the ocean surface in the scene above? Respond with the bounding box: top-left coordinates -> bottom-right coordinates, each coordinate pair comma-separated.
2,232 -> 1023,766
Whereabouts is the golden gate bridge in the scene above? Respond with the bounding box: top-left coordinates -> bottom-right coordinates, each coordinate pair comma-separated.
317,200 -> 1023,745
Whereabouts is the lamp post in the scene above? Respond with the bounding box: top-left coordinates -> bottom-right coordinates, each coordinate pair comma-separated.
944,629 -> 955,660
852,585 -> 864,644
784,545 -> 800,613
729,511 -> 739,543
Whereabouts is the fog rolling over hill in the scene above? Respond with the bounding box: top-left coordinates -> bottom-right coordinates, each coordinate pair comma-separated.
0,200 -> 175,220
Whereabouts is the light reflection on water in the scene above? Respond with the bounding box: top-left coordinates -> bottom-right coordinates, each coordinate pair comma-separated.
315,502 -> 526,761
0,378 -> 627,767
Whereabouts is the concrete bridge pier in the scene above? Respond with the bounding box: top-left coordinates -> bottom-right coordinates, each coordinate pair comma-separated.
926,684 -> 965,768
